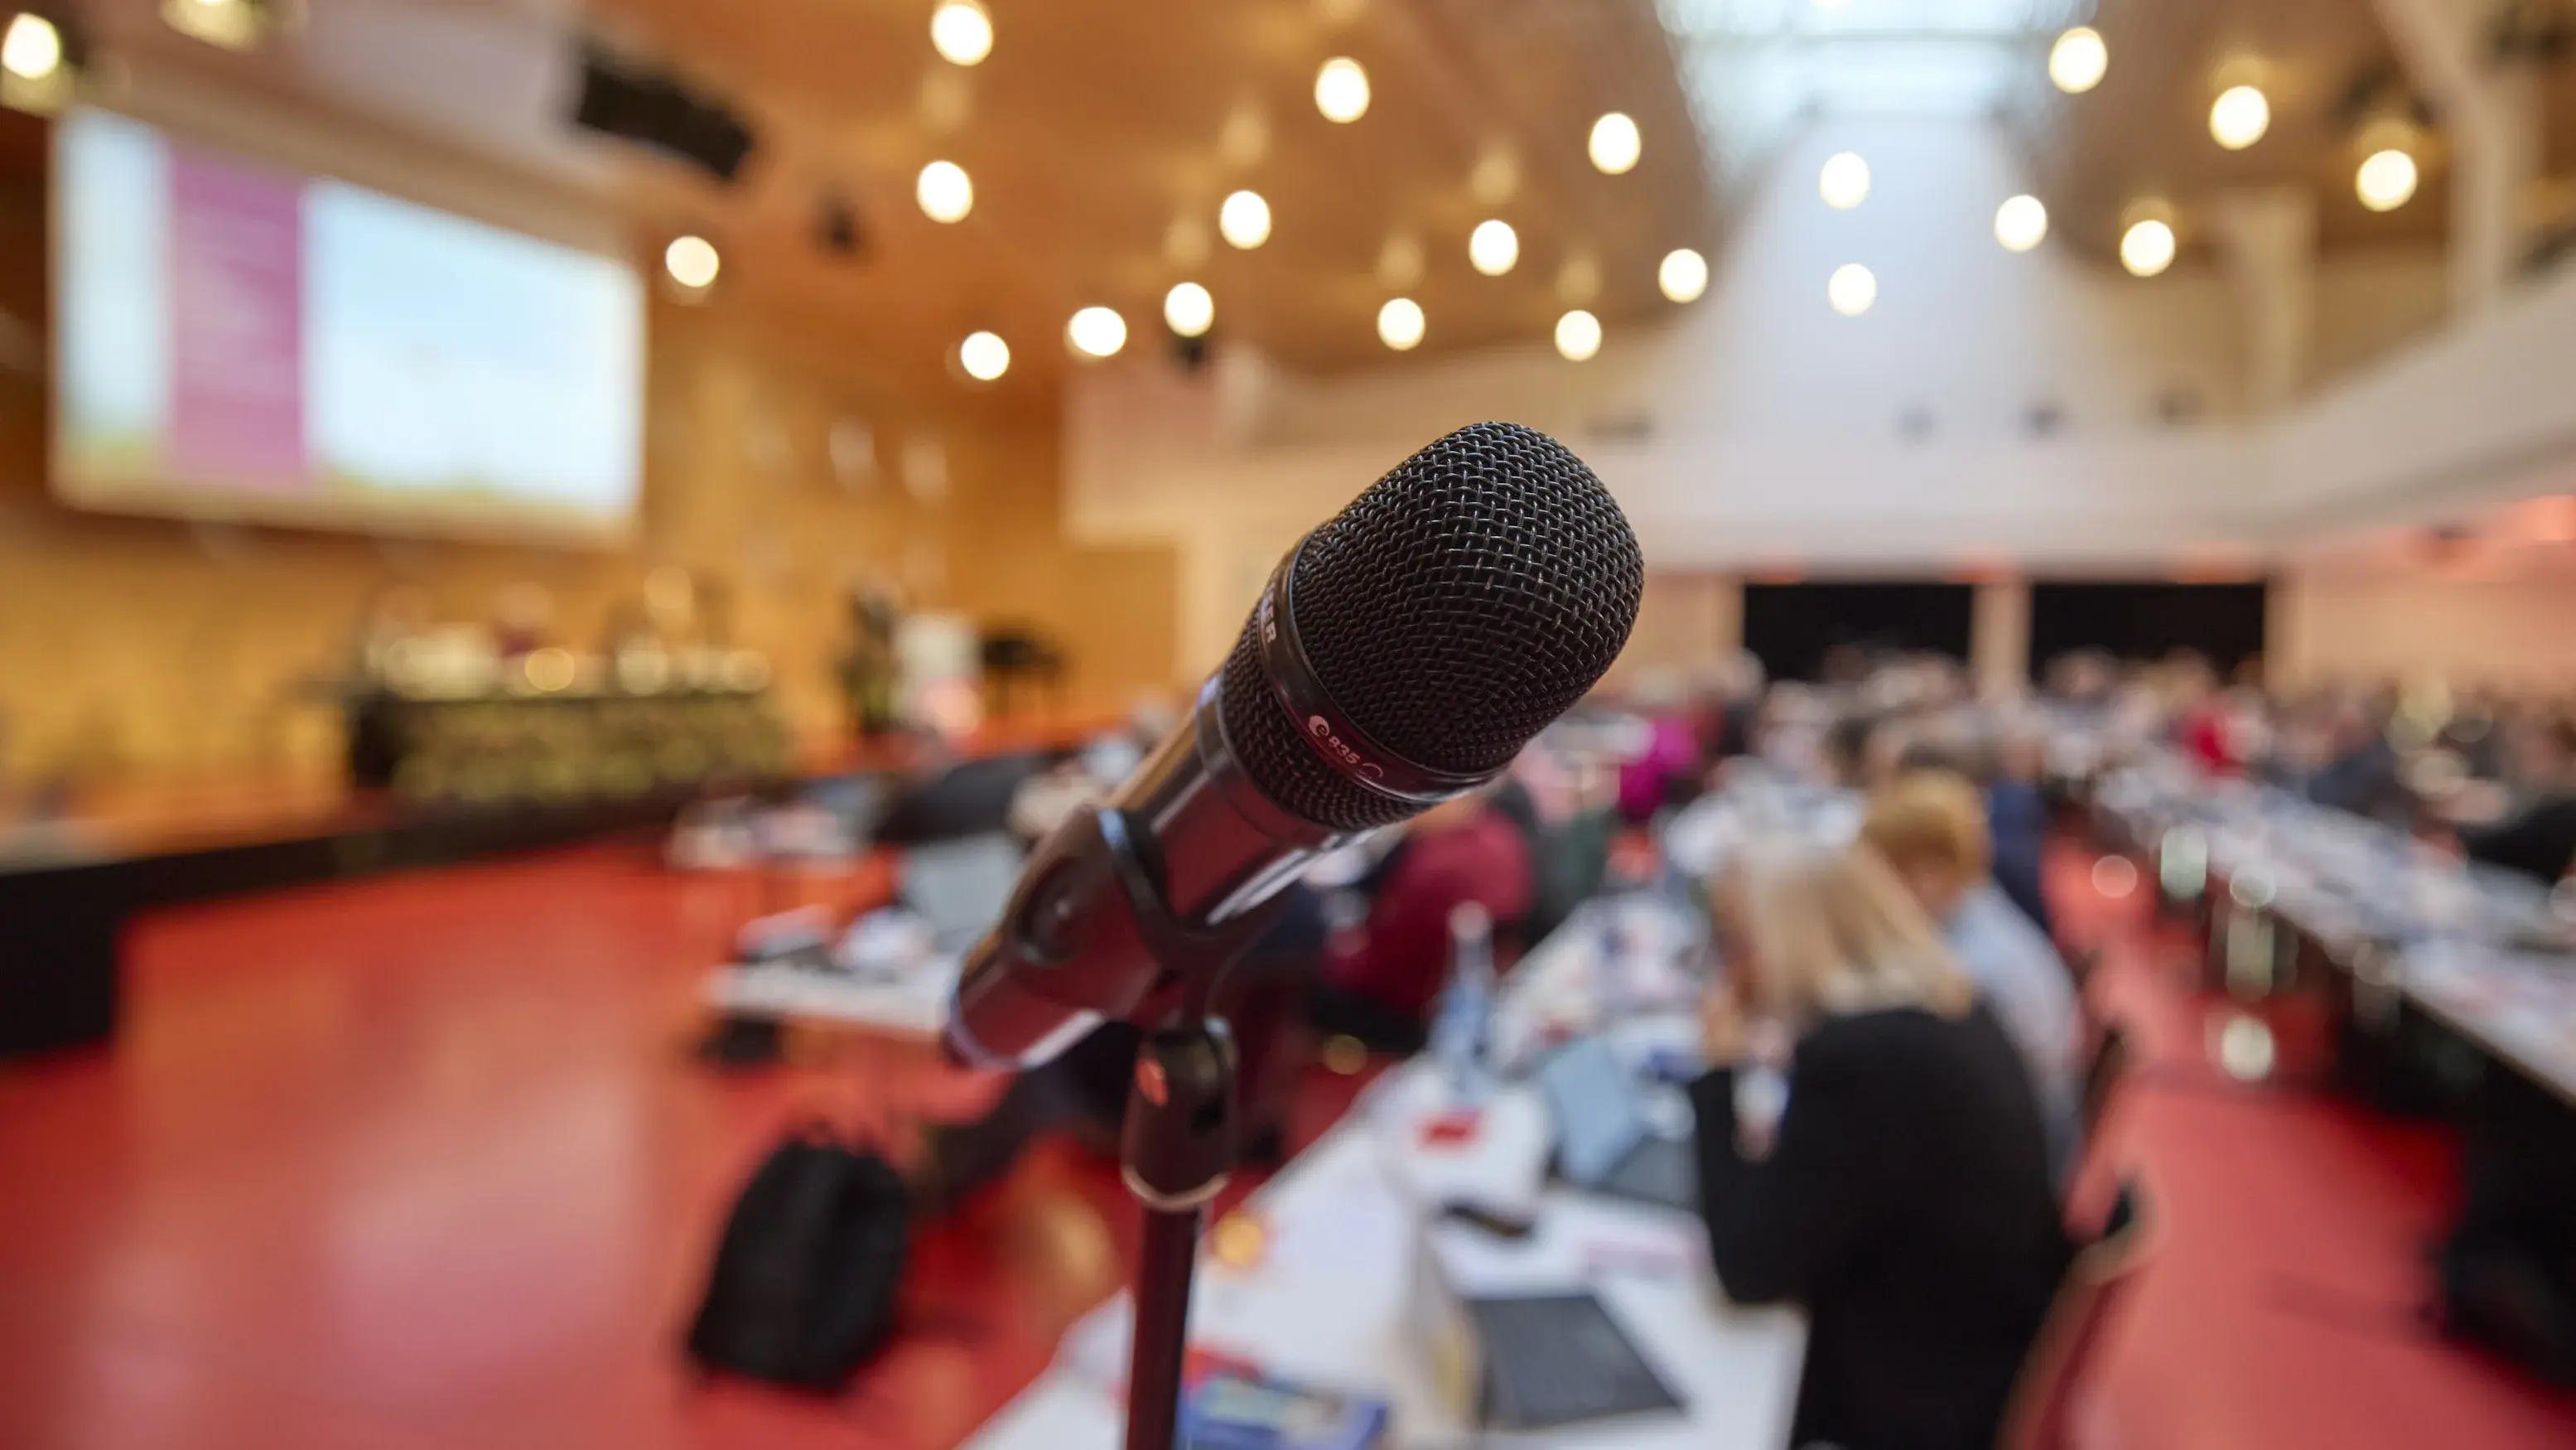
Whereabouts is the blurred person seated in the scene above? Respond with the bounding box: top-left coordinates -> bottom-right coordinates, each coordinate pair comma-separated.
1822,708 -> 1916,793
1690,650 -> 1768,767
2304,696 -> 2412,824
1488,741 -> 1617,944
1859,771 -> 2082,1180
1615,669 -> 1701,823
2168,652 -> 2242,776
1309,788 -> 1534,1053
908,884 -> 1327,1214
1691,843 -> 2070,1450
1894,718 -> 2053,939
2460,715 -> 2576,886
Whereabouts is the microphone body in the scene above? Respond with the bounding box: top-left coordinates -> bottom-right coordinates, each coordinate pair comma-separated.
947,422 -> 1644,1067
945,670 -> 1338,1066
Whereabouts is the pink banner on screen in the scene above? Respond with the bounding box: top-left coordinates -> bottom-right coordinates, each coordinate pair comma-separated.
165,145 -> 308,489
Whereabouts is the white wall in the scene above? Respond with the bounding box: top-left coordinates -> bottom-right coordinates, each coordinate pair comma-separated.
2265,256 -> 2576,534
2271,568 -> 2576,692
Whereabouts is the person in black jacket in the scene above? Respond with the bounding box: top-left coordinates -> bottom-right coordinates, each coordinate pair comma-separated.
1691,842 -> 2072,1450
2461,715 -> 2576,887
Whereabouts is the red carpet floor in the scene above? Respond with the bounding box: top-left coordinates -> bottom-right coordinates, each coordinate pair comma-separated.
0,839 -> 2569,1448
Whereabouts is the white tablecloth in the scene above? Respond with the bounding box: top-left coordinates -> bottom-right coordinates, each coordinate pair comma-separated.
962,902 -> 1807,1450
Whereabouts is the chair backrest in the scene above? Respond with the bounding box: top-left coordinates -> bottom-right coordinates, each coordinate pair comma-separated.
1999,1177 -> 2159,1450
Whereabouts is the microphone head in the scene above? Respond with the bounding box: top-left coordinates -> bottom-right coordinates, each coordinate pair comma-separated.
1219,421 -> 1643,830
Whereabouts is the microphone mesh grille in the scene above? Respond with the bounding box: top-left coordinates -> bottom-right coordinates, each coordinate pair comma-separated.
1219,624 -> 1425,830
1213,422 -> 1642,833
1290,421 -> 1643,774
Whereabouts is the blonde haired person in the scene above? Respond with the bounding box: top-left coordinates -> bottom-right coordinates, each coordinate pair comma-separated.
1693,843 -> 2069,1450
1860,769 -> 2083,1180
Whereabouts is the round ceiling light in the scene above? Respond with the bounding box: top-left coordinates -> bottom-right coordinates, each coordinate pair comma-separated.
1658,247 -> 1709,302
929,0 -> 992,66
1315,57 -> 1370,123
1218,189 -> 1271,249
1468,219 -> 1519,276
2356,148 -> 2419,211
1377,297 -> 1425,350
2,13 -> 62,80
1588,112 -> 1641,175
2120,218 -> 2177,276
1818,151 -> 1870,209
1993,194 -> 2048,252
663,234 -> 720,289
1164,282 -> 1214,338
1554,309 -> 1602,362
917,161 -> 973,223
958,330 -> 1010,381
1826,263 -> 1877,317
2049,27 -> 2107,94
1066,307 -> 1127,359
2209,85 -> 2270,150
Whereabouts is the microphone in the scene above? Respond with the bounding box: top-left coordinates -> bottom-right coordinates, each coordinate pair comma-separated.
946,421 -> 1643,1066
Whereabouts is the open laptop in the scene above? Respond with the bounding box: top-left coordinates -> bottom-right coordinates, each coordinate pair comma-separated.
900,833 -> 1025,955
1536,1037 -> 1697,1213
1412,1220 -> 1685,1433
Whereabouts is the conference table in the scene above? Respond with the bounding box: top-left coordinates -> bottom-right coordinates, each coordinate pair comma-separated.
2091,756 -> 2576,1109
961,890 -> 1809,1450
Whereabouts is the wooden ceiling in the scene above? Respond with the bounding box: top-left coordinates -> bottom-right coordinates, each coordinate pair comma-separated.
46,0 -> 2576,399
571,0 -> 1712,387
2025,0 -> 2450,259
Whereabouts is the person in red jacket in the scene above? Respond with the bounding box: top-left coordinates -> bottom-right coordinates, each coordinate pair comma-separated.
1309,790 -> 1535,1053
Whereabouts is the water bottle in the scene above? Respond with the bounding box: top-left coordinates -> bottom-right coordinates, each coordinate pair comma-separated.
1433,902 -> 1495,1098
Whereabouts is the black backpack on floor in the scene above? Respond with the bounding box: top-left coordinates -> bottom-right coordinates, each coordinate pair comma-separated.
687,1125 -> 911,1390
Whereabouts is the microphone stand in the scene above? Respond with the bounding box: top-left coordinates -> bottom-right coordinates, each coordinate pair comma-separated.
1060,802 -> 1294,1450
1119,1011 -> 1237,1450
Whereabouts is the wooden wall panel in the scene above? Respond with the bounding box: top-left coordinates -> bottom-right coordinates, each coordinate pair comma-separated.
0,177 -> 1176,787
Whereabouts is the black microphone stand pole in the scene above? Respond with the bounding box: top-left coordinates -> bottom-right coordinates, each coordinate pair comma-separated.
1056,803 -> 1291,1450
1119,1009 -> 1237,1450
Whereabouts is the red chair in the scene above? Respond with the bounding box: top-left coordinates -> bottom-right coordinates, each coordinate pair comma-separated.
2000,1177 -> 2159,1450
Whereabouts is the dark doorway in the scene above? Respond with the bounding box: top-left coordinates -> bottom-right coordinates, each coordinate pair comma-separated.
2026,581 -> 2269,680
1740,582 -> 1975,683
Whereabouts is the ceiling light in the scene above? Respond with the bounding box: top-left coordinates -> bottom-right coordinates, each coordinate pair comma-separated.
916,160 -> 973,223
1219,190 -> 1271,249
1377,297 -> 1425,350
1066,307 -> 1127,359
2357,148 -> 2419,211
1818,151 -> 1869,209
163,0 -> 262,51
663,234 -> 720,289
2049,27 -> 2107,94
1827,263 -> 1876,316
2,13 -> 61,80
1164,282 -> 1214,338
1658,247 -> 1709,302
2120,218 -> 2176,276
2209,85 -> 2269,150
1554,309 -> 1601,362
1994,194 -> 2048,252
1315,56 -> 1369,123
1588,112 -> 1640,175
959,330 -> 1010,381
929,0 -> 992,66
1468,219 -> 1518,276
